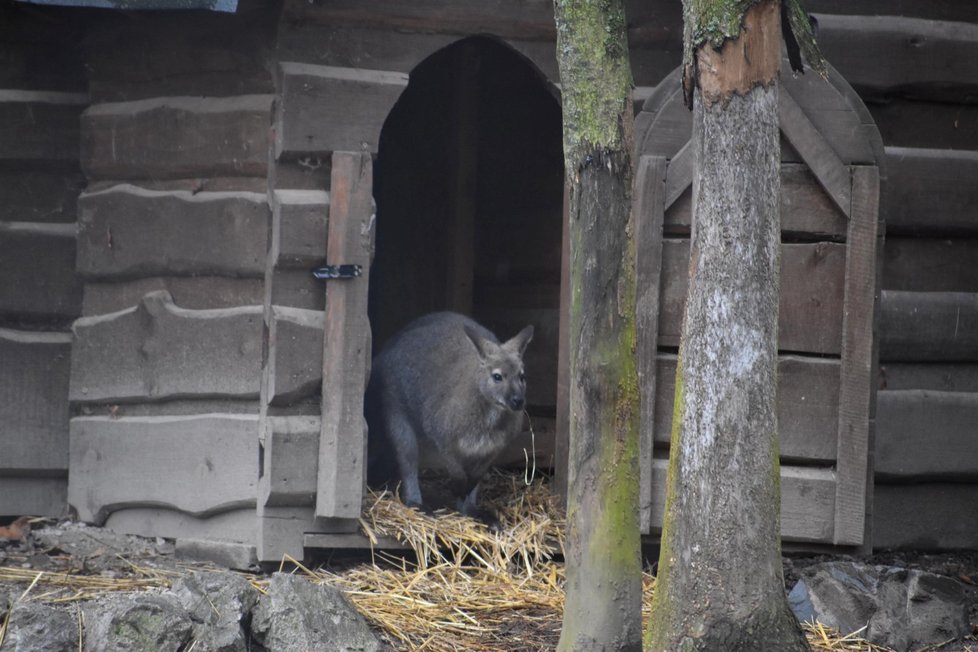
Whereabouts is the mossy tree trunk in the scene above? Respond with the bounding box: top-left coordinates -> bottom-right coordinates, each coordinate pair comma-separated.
553,1 -> 642,651
647,1 -> 811,650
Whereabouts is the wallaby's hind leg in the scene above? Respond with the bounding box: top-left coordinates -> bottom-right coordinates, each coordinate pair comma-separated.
385,412 -> 425,510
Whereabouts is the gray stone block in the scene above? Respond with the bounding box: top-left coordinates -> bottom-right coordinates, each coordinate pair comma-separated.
270,189 -> 329,267
80,95 -> 272,180
0,328 -> 71,472
169,571 -> 260,651
251,573 -> 384,652
69,414 -> 259,523
789,561 -> 970,652
83,593 -> 193,652
2,602 -> 77,652
174,540 -> 260,572
70,291 -> 262,403
0,222 -> 81,322
77,185 -> 269,279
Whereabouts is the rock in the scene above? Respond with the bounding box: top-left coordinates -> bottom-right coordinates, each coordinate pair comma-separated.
82,592 -> 193,652
169,571 -> 259,652
251,572 -> 384,652
788,561 -> 970,652
2,602 -> 77,652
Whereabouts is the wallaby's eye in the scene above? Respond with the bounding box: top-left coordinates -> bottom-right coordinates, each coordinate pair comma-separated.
492,371 -> 503,383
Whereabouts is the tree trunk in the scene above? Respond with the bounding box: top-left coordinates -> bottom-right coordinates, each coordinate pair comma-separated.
647,2 -> 810,650
553,1 -> 642,651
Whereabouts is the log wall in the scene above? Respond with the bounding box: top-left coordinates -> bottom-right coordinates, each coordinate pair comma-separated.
0,4 -> 87,517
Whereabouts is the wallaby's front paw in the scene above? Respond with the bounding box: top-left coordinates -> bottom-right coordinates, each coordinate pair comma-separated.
467,507 -> 502,533
404,500 -> 434,517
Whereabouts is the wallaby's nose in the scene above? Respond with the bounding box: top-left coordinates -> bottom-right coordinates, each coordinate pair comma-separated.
510,395 -> 525,411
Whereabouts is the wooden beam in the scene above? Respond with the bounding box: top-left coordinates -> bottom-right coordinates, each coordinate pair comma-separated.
316,151 -> 375,520
778,90 -> 851,219
879,290 -> 978,362
833,166 -> 880,546
634,155 -> 666,534
883,148 -> 978,236
663,141 -> 692,211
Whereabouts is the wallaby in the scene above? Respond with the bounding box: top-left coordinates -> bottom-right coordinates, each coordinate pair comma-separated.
365,311 -> 534,528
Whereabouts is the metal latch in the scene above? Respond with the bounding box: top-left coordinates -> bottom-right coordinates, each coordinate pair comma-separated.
311,264 -> 363,280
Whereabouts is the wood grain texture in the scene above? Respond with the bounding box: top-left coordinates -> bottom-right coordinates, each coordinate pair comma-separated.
69,415 -> 259,524
883,238 -> 978,293
876,390 -> 978,480
276,62 -> 407,156
0,477 -> 67,518
874,483 -> 978,550
833,166 -> 880,546
316,151 -> 375,520
81,95 -> 272,180
634,156 -> 666,534
883,148 -> 978,236
879,290 -> 978,362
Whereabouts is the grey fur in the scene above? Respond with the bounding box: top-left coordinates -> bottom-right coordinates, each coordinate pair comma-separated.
365,311 -> 533,526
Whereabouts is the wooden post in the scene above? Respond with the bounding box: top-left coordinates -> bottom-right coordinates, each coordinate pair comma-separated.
315,151 -> 374,520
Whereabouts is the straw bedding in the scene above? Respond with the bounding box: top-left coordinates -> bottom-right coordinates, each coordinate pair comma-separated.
0,472 -> 906,651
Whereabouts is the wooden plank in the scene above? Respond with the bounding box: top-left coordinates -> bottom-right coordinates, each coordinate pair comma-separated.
659,240 -> 846,355
0,95 -> 85,163
105,507 -> 257,544
69,415 -> 259,524
0,170 -> 84,223
665,163 -> 848,239
878,362 -> 978,392
270,190 -> 330,268
634,156 -> 666,534
636,68 -> 690,159
554,184 -> 571,503
0,328 -> 71,473
663,142 -> 691,210
873,484 -> 978,550
805,0 -> 978,23
82,277 -> 263,316
833,166 -> 879,546
77,185 -> 269,279
263,307 -> 324,407
257,506 -> 359,562
883,238 -> 978,293
778,90 -> 851,218
876,390 -> 978,480
871,102 -> 978,151
653,354 -> 840,463
0,477 -> 67,518
316,151 -> 374,520
80,95 -> 272,180
879,291 -> 978,362
0,222 -> 81,323
260,416 -> 320,507
265,267 -> 326,312
70,292 -> 263,404
275,62 -> 407,157
883,148 -> 978,235
813,14 -> 978,104
647,458 -> 838,544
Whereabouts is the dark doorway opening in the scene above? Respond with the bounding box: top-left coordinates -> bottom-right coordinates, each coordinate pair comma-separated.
369,36 -> 564,435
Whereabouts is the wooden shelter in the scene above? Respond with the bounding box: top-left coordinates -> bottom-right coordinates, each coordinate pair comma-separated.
0,0 -> 976,561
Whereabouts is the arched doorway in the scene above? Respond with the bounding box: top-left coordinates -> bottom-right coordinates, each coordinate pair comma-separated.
369,36 -> 564,430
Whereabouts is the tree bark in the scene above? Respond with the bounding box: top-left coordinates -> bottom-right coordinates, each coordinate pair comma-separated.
647,2 -> 810,650
553,1 -> 642,651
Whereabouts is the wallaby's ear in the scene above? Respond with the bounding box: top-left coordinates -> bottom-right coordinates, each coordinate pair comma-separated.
463,324 -> 492,361
505,324 -> 534,357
